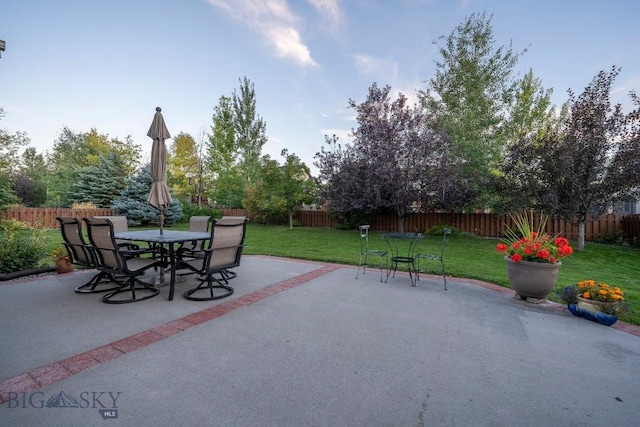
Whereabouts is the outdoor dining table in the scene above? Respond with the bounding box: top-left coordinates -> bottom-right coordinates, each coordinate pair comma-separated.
114,229 -> 210,301
380,232 -> 424,286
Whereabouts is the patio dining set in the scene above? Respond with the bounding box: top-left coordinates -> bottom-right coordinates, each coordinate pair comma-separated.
56,215 -> 248,304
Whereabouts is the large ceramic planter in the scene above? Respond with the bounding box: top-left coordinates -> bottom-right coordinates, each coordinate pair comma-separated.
505,256 -> 561,302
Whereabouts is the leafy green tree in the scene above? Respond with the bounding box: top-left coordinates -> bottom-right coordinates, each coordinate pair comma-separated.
244,150 -> 316,228
419,11 -> 525,208
207,95 -> 236,176
206,79 -> 268,208
111,164 -> 182,226
0,174 -> 17,210
495,69 -> 559,211
0,107 -> 29,209
69,152 -> 128,207
168,132 -> 200,200
278,150 -> 317,229
233,76 -> 267,184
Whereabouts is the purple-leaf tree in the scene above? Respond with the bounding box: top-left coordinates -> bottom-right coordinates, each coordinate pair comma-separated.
315,83 -> 463,231
538,66 -> 639,250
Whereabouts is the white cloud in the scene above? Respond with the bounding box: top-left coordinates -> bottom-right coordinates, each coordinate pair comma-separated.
352,54 -> 398,82
307,0 -> 342,29
207,0 -> 318,67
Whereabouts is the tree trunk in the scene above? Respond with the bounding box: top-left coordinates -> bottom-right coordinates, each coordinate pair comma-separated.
577,221 -> 585,251
398,215 -> 405,233
289,212 -> 293,230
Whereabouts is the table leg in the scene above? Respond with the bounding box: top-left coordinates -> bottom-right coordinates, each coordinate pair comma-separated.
168,243 -> 176,301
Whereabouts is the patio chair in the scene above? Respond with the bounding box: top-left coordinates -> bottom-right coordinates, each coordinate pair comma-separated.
84,217 -> 165,304
177,217 -> 248,301
182,215 -> 212,252
218,216 -> 249,280
415,228 -> 450,290
356,225 -> 388,282
56,217 -> 120,294
93,215 -> 163,259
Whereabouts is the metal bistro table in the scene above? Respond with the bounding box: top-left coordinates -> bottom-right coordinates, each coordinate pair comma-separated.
114,230 -> 210,301
380,232 -> 424,287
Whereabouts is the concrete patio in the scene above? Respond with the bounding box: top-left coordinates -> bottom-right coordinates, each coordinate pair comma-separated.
1,255 -> 639,426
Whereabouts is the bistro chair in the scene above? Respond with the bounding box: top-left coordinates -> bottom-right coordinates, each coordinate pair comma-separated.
56,217 -> 120,294
177,217 -> 248,301
84,217 -> 165,304
356,225 -> 388,282
415,228 -> 451,290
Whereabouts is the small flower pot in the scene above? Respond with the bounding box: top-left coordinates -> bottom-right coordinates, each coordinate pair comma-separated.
55,258 -> 74,274
567,303 -> 618,326
576,296 -> 606,315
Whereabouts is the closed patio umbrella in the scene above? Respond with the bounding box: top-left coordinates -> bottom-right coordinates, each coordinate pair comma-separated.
147,107 -> 172,234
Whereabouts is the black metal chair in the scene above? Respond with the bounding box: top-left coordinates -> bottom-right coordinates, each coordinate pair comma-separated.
415,228 -> 451,290
84,217 -> 165,304
177,217 -> 248,301
356,225 -> 388,282
56,217 -> 120,294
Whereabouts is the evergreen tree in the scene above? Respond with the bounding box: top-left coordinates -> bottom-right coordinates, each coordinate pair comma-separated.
112,164 -> 182,226
70,153 -> 128,207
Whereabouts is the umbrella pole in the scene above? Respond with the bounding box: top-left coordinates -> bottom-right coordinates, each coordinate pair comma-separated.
158,208 -> 166,285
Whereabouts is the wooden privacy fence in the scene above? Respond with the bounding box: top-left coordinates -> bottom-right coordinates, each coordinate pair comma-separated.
2,207 -> 639,242
622,215 -> 640,242
0,207 -> 254,229
293,210 -> 638,242
1,207 -> 114,228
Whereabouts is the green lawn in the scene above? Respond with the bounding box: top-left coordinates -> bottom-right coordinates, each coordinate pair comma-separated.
43,223 -> 640,325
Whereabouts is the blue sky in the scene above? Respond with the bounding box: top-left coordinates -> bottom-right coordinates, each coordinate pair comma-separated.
1,0 -> 639,175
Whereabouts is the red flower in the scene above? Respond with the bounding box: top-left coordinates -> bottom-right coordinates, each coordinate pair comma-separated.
558,245 -> 573,256
536,249 -> 550,259
497,212 -> 574,264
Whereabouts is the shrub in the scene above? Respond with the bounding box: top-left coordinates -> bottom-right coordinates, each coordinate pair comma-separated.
426,224 -> 458,237
595,229 -> 624,245
0,219 -> 48,273
178,202 -> 221,223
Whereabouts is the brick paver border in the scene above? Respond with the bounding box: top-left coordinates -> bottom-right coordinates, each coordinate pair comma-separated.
0,264 -> 339,403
